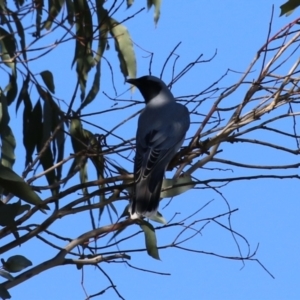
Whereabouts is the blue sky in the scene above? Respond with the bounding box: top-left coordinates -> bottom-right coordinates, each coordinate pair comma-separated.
2,0 -> 300,299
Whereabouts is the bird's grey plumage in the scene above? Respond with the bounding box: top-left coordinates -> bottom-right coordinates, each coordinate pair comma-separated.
126,75 -> 190,218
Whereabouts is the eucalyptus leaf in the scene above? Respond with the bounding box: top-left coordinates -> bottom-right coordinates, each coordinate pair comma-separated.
108,17 -> 136,80
0,27 -> 16,75
2,255 -> 32,273
0,201 -> 21,226
147,0 -> 162,24
140,220 -> 160,260
280,0 -> 300,16
40,70 -> 55,94
148,211 -> 167,224
160,176 -> 195,198
0,269 -> 14,281
0,164 -> 49,209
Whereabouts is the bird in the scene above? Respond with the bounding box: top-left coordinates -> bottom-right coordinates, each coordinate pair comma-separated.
126,75 -> 190,218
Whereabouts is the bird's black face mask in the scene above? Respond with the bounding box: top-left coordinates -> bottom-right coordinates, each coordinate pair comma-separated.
127,77 -> 162,103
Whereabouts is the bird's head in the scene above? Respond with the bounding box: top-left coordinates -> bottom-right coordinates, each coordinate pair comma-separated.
126,75 -> 170,104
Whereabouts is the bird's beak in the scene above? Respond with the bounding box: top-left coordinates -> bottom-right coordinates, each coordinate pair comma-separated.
126,78 -> 138,86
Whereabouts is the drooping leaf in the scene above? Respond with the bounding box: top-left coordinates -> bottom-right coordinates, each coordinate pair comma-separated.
147,0 -> 161,25
2,255 -> 32,273
67,118 -> 89,186
35,84 -> 60,113
65,0 -> 74,24
36,99 -> 57,195
22,92 -> 34,166
280,0 -> 300,16
0,125 -> 16,169
80,62 -> 100,110
0,91 -> 15,169
0,201 -> 22,226
79,159 -> 88,195
34,0 -> 43,37
149,211 -> 167,224
52,114 -> 64,181
4,74 -> 18,105
140,220 -> 160,260
160,176 -> 195,198
0,27 -> 16,75
0,200 -> 28,227
23,100 -> 42,167
0,283 -> 11,299
127,0 -> 134,8
42,94 -> 52,145
16,73 -> 30,113
35,84 -> 62,194
40,70 -> 55,94
108,17 -> 136,80
0,87 -> 10,127
38,141 -> 57,197
72,0 -> 94,101
11,11 -> 27,61
0,164 -> 49,209
0,269 -> 14,281
95,2 -> 108,64
120,204 -> 130,218
44,0 -> 65,30
13,0 -> 25,8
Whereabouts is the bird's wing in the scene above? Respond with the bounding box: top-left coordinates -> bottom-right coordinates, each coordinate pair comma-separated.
135,106 -> 189,190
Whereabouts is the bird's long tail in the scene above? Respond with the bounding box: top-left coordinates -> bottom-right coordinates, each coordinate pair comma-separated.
130,170 -> 164,218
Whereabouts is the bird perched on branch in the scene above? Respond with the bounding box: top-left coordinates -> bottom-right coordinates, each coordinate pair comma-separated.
126,75 -> 190,218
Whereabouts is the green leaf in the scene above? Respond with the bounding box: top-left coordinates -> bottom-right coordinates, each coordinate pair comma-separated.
280,0 -> 300,16
140,220 -> 160,260
23,100 -> 42,166
149,211 -> 167,224
108,18 -> 136,80
67,118 -> 88,186
0,201 -> 21,226
37,97 -> 57,191
83,129 -> 106,218
40,70 -> 55,94
0,91 -> 15,169
53,115 -> 64,181
16,73 -> 30,113
79,160 -> 88,195
0,269 -> 14,281
2,255 -> 32,273
34,0 -> 43,37
22,93 -> 34,166
120,204 -> 130,218
35,85 -> 62,194
147,0 -> 161,24
0,27 -> 16,75
0,89 -> 10,129
5,74 -> 18,105
65,0 -> 74,24
13,0 -> 25,8
0,125 -> 16,169
11,11 -> 27,61
0,164 -> 49,209
80,62 -> 100,110
160,176 -> 195,198
127,0 -> 134,8
44,0 -> 65,30
0,201 -> 28,227
95,3 -> 108,64
0,283 -> 11,299
72,0 -> 94,101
